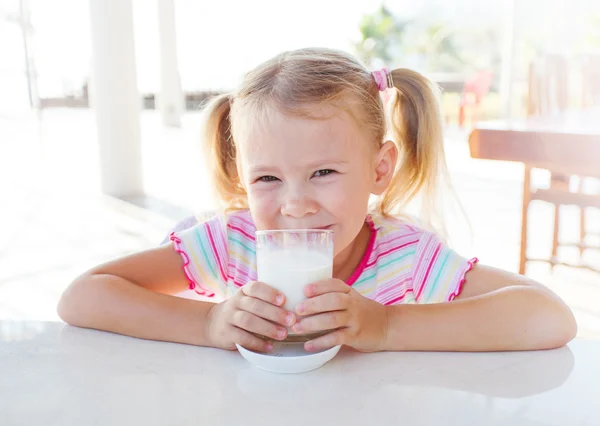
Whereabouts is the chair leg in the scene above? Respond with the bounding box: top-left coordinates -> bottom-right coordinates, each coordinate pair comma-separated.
472,101 -> 480,126
578,176 -> 586,256
458,104 -> 465,128
551,204 -> 560,269
580,207 -> 586,256
519,166 -> 532,275
549,172 -> 569,270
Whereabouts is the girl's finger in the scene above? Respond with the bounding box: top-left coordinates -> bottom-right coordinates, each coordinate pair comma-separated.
295,292 -> 349,316
231,327 -> 274,353
238,295 -> 296,327
304,279 -> 350,298
242,281 -> 286,306
304,329 -> 346,352
292,311 -> 349,335
231,310 -> 288,341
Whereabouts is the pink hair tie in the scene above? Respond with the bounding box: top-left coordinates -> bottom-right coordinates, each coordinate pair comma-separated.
371,67 -> 394,91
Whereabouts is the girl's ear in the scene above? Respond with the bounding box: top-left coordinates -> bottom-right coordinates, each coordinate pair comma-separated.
371,140 -> 398,196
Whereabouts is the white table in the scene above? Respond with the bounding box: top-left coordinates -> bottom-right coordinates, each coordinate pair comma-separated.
1,321 -> 598,426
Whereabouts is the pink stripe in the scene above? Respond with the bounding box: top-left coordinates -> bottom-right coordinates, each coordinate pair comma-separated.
227,274 -> 247,288
346,220 -> 377,285
384,289 -> 412,305
227,224 -> 256,242
229,274 -> 253,287
411,233 -> 432,286
379,230 -> 423,246
377,278 -> 411,298
205,224 -> 228,282
169,233 -> 215,297
227,263 -> 255,288
211,220 -> 230,269
228,258 -> 255,274
412,232 -> 439,287
448,257 -> 478,301
234,212 -> 256,230
375,232 -> 419,253
415,243 -> 442,301
228,259 -> 251,272
365,239 -> 419,268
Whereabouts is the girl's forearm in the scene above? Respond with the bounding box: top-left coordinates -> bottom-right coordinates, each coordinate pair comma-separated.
58,274 -> 215,347
383,286 -> 577,352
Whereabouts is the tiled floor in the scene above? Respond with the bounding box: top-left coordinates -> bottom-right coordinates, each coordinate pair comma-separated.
1,108 -> 599,338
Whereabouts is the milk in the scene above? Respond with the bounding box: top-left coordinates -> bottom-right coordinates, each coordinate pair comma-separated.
256,249 -> 333,313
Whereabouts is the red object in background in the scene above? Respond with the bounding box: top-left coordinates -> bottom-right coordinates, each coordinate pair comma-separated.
458,70 -> 493,128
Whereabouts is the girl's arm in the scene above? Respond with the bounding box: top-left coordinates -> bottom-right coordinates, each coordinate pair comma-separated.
383,265 -> 577,351
57,245 -> 215,347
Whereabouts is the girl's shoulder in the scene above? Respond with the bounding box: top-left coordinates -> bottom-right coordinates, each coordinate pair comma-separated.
164,210 -> 256,296
163,209 -> 255,243
169,209 -> 253,229
368,212 -> 429,241
223,210 -> 256,235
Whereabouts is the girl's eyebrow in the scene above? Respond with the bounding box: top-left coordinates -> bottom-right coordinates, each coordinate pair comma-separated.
305,159 -> 349,169
247,166 -> 279,174
249,160 -> 349,174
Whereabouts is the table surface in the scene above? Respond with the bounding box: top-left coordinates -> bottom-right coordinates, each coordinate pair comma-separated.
473,109 -> 600,135
469,109 -> 600,177
1,321 -> 598,426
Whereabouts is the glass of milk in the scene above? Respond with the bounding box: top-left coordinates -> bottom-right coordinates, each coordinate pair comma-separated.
256,229 -> 333,339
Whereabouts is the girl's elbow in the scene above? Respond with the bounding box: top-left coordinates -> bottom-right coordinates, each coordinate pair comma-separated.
530,287 -> 578,349
57,275 -> 91,326
554,296 -> 578,346
57,286 -> 77,326
538,307 -> 578,350
557,309 -> 578,347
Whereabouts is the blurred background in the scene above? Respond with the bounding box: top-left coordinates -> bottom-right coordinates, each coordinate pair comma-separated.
1,0 -> 599,336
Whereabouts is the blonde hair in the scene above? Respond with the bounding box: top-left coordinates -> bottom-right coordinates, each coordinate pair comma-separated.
202,47 -> 450,234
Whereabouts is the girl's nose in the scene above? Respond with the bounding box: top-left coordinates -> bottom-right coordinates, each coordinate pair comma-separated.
280,191 -> 319,218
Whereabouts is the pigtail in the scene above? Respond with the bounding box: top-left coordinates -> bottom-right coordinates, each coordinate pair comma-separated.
379,68 -> 450,237
202,93 -> 247,210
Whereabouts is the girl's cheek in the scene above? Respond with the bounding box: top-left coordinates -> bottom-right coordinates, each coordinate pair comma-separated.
249,186 -> 277,203
321,181 -> 351,208
248,188 -> 279,215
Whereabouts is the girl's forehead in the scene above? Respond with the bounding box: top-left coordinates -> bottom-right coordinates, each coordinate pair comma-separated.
237,108 -> 372,166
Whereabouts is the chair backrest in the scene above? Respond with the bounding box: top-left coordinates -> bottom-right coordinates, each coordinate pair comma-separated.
463,70 -> 493,101
581,55 -> 600,107
526,55 -> 600,185
527,54 -> 569,117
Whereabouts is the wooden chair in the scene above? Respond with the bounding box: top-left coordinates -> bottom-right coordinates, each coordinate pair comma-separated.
520,54 -> 600,274
582,55 -> 600,107
458,70 -> 494,128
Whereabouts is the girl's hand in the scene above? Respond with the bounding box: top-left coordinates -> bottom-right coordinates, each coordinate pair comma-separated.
205,281 -> 297,352
291,279 -> 388,353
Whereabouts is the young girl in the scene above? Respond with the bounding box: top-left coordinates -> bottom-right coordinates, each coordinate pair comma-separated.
58,47 -> 576,354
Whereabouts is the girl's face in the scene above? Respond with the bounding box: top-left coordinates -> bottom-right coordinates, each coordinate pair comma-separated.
236,106 -> 395,258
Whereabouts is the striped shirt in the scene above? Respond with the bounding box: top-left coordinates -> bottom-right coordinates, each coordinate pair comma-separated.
169,210 -> 477,304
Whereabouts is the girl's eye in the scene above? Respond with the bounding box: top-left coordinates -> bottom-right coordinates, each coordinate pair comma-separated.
313,169 -> 336,178
257,175 -> 279,183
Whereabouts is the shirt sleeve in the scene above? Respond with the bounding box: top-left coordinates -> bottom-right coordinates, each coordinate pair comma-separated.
411,231 -> 477,304
160,215 -> 199,245
169,214 -> 229,298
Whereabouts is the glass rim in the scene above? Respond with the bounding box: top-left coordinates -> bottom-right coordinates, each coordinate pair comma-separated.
255,228 -> 333,236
